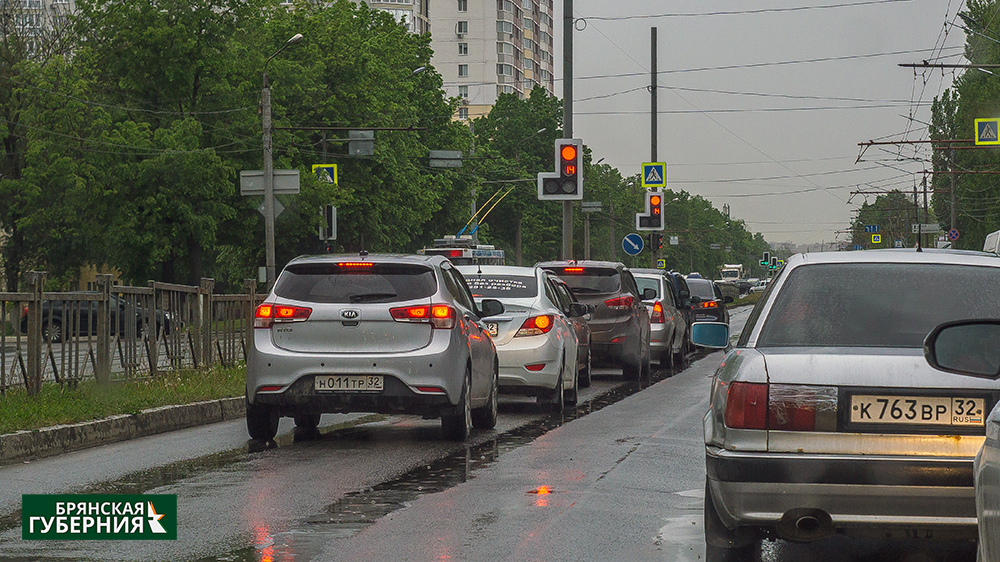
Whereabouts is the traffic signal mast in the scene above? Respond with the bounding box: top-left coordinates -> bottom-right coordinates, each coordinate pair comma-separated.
635,190 -> 664,231
537,138 -> 584,201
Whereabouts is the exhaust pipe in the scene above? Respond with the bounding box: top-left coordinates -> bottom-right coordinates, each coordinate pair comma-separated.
776,508 -> 834,542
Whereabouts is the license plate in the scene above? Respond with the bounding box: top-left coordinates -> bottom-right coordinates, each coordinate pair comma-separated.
850,395 -> 985,426
314,375 -> 383,392
485,322 -> 498,337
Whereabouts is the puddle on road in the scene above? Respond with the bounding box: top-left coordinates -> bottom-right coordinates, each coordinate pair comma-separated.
196,354 -> 707,562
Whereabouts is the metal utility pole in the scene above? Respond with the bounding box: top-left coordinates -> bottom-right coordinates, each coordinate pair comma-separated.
562,0 -> 573,260
650,26 -> 658,268
950,147 -> 957,232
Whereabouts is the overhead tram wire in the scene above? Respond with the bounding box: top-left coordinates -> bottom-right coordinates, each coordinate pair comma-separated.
579,0 -> 915,20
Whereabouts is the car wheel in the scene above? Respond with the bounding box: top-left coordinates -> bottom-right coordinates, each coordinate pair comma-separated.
579,347 -> 592,388
293,413 -> 321,430
705,479 -> 758,562
471,362 -> 498,430
442,366 -> 472,441
42,321 -> 63,344
246,397 -> 279,441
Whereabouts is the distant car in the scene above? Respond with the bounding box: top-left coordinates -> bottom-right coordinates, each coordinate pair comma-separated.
20,292 -> 176,343
631,269 -> 687,367
538,261 -> 651,380
245,254 -> 505,442
924,319 -> 1000,562
695,249 -> 1000,561
457,265 -> 585,411
749,279 -> 770,293
546,274 -> 594,388
685,278 -> 731,326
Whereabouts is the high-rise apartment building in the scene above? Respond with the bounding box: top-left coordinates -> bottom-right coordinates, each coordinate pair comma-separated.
357,0 -> 430,34
431,0 -> 555,120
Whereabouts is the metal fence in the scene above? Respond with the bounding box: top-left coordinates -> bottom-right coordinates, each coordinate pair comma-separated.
0,272 -> 264,395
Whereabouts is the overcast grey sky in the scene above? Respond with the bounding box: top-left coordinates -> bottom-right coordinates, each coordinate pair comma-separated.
556,0 -> 966,247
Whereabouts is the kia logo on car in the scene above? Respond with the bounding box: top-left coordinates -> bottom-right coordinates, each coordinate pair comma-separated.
341,309 -> 360,320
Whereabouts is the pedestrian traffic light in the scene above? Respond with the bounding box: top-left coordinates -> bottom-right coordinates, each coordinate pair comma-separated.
538,138 -> 584,200
636,190 -> 664,231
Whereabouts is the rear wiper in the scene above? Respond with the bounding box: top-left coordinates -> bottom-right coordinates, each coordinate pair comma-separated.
348,293 -> 398,303
570,287 -> 601,294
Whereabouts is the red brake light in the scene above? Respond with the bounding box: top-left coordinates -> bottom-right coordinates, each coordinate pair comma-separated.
516,315 -> 555,337
651,302 -> 665,324
391,304 -> 455,329
698,300 -> 719,308
564,267 -> 584,273
254,303 -> 311,329
724,382 -> 768,430
337,262 -> 374,269
449,250 -> 463,258
604,295 -> 634,310
524,363 -> 546,371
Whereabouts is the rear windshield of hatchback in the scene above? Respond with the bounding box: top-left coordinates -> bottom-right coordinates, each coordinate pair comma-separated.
274,263 -> 437,304
757,263 -> 1000,348
687,279 -> 716,300
548,267 -> 621,294
464,275 -> 538,299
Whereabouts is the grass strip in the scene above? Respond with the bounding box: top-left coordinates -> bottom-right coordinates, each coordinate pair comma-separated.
0,366 -> 245,435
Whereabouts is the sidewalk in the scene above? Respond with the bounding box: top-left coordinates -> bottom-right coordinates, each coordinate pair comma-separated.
0,397 -> 245,466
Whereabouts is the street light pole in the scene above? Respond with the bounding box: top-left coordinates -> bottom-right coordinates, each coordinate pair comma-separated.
262,33 -> 303,287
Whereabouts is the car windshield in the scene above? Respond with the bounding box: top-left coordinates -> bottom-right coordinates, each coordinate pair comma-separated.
687,280 -> 716,299
464,274 -> 538,299
757,263 -> 1000,348
634,277 -> 659,299
273,263 -> 437,304
552,268 -> 621,294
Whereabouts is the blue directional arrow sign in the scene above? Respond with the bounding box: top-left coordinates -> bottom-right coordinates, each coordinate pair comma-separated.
622,233 -> 644,256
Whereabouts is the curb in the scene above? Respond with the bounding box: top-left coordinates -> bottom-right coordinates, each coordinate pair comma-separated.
0,397 -> 245,467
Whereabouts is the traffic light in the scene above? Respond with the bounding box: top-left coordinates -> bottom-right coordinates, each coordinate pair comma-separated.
760,251 -> 770,266
636,190 -> 664,231
650,232 -> 663,251
537,138 -> 583,200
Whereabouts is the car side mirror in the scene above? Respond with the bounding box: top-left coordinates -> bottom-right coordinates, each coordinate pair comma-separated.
569,302 -> 588,318
924,320 -> 1000,379
479,299 -> 505,318
691,322 -> 730,349
642,288 -> 657,300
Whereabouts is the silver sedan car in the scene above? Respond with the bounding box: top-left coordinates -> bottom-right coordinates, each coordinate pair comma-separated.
246,254 -> 504,442
457,265 -> 584,411
694,249 -> 1000,561
632,270 -> 686,368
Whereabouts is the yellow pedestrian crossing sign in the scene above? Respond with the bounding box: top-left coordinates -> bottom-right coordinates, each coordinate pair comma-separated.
976,118 -> 1000,145
641,162 -> 667,188
872,234 -> 881,244
312,164 -> 339,184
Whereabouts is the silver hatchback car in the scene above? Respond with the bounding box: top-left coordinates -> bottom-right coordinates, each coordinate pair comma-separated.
245,254 -> 504,442
696,249 -> 1000,560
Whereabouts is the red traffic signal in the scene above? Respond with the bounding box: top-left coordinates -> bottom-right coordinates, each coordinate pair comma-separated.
636,190 -> 664,230
538,138 -> 584,200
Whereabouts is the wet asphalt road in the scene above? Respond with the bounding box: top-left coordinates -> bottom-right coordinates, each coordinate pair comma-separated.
0,307 -> 978,561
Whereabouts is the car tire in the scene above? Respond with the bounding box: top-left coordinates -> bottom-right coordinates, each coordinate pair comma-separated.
42,321 -> 62,344
293,413 -> 321,430
441,366 -> 472,441
705,479 -> 757,562
246,397 -> 279,441
471,362 -> 498,430
579,348 -> 592,388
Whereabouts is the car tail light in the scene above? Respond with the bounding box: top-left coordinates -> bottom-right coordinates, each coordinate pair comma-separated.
390,304 -> 455,329
337,262 -> 374,269
697,300 -> 719,309
257,385 -> 283,392
524,363 -> 546,371
563,267 -> 584,273
650,302 -> 665,323
516,314 -> 554,337
725,382 -> 768,430
604,295 -> 634,310
724,382 -> 837,432
255,303 -> 312,329
415,386 -> 447,394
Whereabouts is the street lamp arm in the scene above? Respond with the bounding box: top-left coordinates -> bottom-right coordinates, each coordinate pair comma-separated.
263,33 -> 304,86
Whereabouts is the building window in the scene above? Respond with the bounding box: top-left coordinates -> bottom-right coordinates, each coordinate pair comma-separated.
458,107 -> 469,119
497,20 -> 513,34
457,20 -> 468,34
458,0 -> 467,11
497,63 -> 514,76
458,64 -> 469,77
459,85 -> 469,99
458,43 -> 468,55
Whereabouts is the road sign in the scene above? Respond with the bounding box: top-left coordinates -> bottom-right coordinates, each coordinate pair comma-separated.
240,169 -> 301,195
311,164 -> 338,184
854,245 -> 863,250
428,150 -> 463,168
864,225 -> 879,233
656,259 -> 666,269
669,236 -> 679,246
710,243 -> 722,250
872,234 -> 881,244
582,201 -> 602,213
622,233 -> 644,256
894,239 -> 903,248
976,118 -> 1000,145
911,223 -> 941,234
640,162 -> 666,188
948,229 -> 960,241
257,199 -> 285,218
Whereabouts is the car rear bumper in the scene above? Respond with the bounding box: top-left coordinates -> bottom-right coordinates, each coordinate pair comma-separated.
252,375 -> 455,417
496,334 -> 563,391
705,447 -> 977,538
649,323 -> 671,354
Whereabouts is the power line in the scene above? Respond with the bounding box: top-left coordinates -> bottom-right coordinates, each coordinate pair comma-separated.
579,0 -> 915,21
